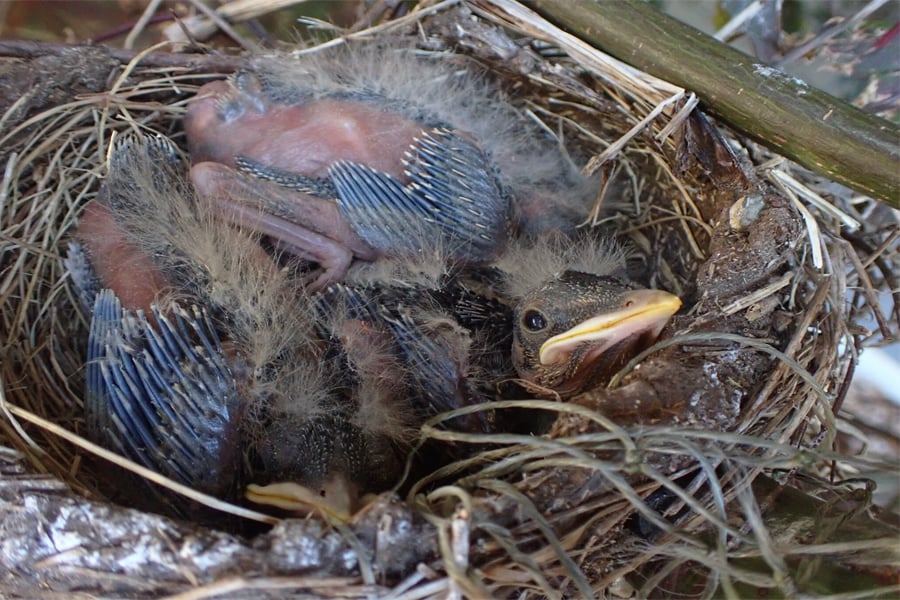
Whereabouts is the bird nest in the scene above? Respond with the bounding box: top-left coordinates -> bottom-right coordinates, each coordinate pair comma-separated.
1,3 -> 897,598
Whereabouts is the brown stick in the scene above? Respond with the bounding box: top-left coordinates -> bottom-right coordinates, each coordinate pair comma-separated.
0,39 -> 246,74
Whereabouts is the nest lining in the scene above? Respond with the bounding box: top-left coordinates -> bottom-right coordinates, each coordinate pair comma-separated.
0,2 -> 897,598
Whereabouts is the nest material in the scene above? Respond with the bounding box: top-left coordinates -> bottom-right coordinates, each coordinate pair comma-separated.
1,3 -> 898,598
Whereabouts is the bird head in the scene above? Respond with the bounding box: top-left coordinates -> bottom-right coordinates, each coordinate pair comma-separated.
511,272 -> 681,397
498,236 -> 681,398
245,412 -> 397,521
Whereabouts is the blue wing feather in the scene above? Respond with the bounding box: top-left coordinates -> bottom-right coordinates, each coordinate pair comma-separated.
332,127 -> 509,261
84,289 -> 241,497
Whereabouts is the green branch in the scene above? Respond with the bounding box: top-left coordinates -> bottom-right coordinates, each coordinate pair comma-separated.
520,0 -> 899,208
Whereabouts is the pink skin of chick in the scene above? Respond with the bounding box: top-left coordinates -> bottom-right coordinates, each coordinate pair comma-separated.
76,201 -> 169,317
185,80 -> 460,290
179,48 -> 587,290
187,80 -> 424,178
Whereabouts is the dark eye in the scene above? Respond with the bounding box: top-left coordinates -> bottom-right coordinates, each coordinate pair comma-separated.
522,309 -> 547,332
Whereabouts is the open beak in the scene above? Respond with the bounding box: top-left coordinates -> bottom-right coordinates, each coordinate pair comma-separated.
539,289 -> 681,366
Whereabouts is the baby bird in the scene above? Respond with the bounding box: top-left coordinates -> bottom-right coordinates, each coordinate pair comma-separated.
69,133 -> 476,519
340,237 -> 682,401
68,40 -> 684,516
183,43 -> 594,289
496,238 -> 682,398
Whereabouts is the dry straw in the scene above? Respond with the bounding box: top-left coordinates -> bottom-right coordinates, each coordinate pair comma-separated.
1,1 -> 897,597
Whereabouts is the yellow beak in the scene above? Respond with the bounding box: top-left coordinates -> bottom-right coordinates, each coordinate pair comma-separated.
245,475 -> 355,521
539,289 -> 681,365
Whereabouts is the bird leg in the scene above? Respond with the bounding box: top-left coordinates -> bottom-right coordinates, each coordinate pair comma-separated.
190,161 -> 377,290
185,75 -> 511,279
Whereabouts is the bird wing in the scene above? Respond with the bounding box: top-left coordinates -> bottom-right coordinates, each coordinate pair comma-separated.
318,282 -> 490,432
103,132 -> 184,214
235,156 -> 338,198
85,289 -> 242,497
329,160 -> 429,252
64,241 -> 102,313
379,310 -> 471,418
331,127 -> 509,261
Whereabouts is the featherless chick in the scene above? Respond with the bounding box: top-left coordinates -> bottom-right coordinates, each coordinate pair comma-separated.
67,133 -> 484,520
184,43 -> 595,289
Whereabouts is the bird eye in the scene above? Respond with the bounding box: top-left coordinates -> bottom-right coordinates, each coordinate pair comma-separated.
522,309 -> 548,332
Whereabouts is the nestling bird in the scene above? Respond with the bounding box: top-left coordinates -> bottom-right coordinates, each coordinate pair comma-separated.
341,236 -> 682,400
69,133 -> 479,519
183,43 -> 595,289
69,133 -> 680,520
496,238 -> 682,398
68,43 -> 683,519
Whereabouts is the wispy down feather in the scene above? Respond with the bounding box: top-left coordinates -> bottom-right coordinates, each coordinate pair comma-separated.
495,235 -> 628,299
